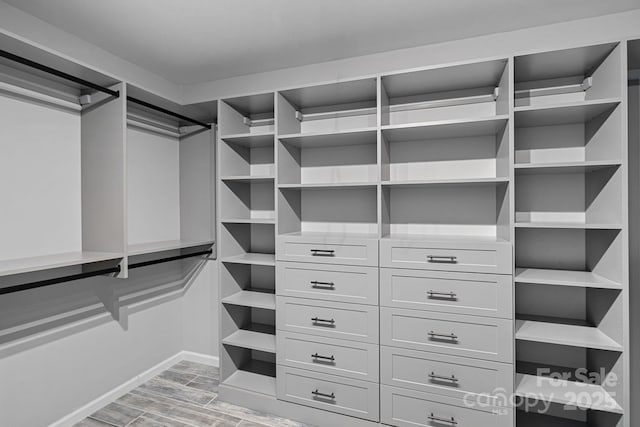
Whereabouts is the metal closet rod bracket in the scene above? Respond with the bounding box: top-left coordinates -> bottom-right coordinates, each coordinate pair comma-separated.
0,48 -> 120,98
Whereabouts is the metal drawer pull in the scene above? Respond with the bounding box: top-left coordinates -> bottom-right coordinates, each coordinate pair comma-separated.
427,255 -> 458,264
312,389 -> 335,400
429,372 -> 459,382
312,317 -> 335,324
310,249 -> 335,257
311,353 -> 335,362
428,331 -> 458,341
427,290 -> 457,299
311,280 -> 335,288
428,414 -> 457,425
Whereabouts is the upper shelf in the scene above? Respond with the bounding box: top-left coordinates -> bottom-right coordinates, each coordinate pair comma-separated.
278,128 -> 376,147
127,240 -> 214,256
381,115 -> 508,141
0,251 -> 123,278
514,98 -> 620,127
220,133 -> 275,147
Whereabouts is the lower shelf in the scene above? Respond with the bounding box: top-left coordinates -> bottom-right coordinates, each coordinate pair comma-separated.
222,329 -> 276,353
223,366 -> 276,397
516,374 -> 623,414
515,319 -> 622,352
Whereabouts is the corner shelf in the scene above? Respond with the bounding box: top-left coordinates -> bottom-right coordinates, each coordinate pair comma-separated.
515,319 -> 622,351
515,268 -> 622,289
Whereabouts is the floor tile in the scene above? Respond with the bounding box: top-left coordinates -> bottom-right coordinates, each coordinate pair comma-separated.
73,418 -> 116,427
237,421 -> 271,427
205,400 -> 313,427
137,378 -> 217,406
171,360 -> 220,378
88,401 -> 143,427
155,369 -> 198,385
186,375 -> 219,393
127,412 -> 193,427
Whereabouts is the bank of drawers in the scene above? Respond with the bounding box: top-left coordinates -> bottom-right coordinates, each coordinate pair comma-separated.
275,234 -> 380,422
380,237 -> 514,427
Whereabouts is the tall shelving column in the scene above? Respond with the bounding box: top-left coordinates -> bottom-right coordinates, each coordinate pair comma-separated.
512,42 -> 629,427
218,93 -> 278,397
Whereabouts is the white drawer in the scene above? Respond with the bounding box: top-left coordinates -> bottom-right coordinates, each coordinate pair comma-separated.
381,346 -> 513,401
277,331 -> 379,382
380,268 -> 512,318
381,385 -> 513,427
380,238 -> 512,274
277,261 -> 378,305
277,366 -> 380,422
277,297 -> 379,344
277,234 -> 378,266
380,307 -> 513,363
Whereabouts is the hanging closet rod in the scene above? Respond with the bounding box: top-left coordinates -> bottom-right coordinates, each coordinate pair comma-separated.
0,49 -> 120,98
128,249 -> 213,269
243,116 -> 275,127
515,77 -> 593,98
127,96 -> 212,130
0,265 -> 121,296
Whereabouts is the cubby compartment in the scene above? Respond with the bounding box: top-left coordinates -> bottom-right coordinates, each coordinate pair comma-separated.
221,262 -> 275,309
0,52 -> 126,278
380,58 -> 509,126
126,87 -> 215,258
515,43 -> 622,108
516,341 -> 624,415
218,92 -> 275,137
381,116 -> 509,183
219,138 -> 274,180
220,180 -> 275,223
516,228 -> 623,289
381,181 -> 510,240
277,78 -> 377,135
517,406 -> 622,427
221,346 -> 277,397
514,102 -> 622,166
278,187 -> 378,236
220,222 -> 275,265
278,130 -> 377,186
515,165 -> 623,228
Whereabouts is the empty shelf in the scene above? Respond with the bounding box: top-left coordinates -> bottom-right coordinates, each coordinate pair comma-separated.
279,182 -> 377,190
382,177 -> 509,187
280,230 -> 380,240
381,115 -> 508,141
221,218 -> 276,225
278,128 -> 376,147
515,99 -> 620,127
515,319 -> 622,351
222,370 -> 276,397
221,253 -> 275,266
515,268 -> 622,289
220,133 -> 275,147
515,222 -> 622,230
515,160 -> 621,174
515,374 -> 623,414
127,240 -> 214,256
220,175 -> 275,183
0,251 -> 123,277
222,290 -> 276,310
222,329 -> 276,353
383,233 -> 510,244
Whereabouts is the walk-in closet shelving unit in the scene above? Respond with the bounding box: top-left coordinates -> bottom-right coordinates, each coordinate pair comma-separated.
0,37 -> 216,294
512,42 -> 629,427
218,93 -> 278,396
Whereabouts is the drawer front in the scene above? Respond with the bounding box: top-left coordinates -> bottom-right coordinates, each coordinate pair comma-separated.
277,332 -> 379,381
380,268 -> 512,318
277,366 -> 379,421
277,261 -> 379,305
381,346 -> 513,400
380,307 -> 513,363
380,239 -> 512,274
277,235 -> 378,266
277,297 -> 379,343
381,385 -> 513,427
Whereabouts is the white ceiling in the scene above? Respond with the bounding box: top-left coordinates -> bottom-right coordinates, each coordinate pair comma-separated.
5,0 -> 640,85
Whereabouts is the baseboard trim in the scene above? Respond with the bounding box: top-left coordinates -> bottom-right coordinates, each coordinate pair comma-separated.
49,350 -> 218,427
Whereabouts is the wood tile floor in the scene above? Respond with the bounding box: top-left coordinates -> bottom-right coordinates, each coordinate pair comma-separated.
73,361 -> 313,427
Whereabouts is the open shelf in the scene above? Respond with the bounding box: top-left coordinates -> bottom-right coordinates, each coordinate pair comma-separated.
222,290 -> 276,310
221,253 -> 276,266
222,328 -> 276,354
515,160 -> 622,174
382,177 -> 509,187
221,218 -> 276,225
515,222 -> 622,230
381,115 -> 508,138
514,99 -> 620,127
220,175 -> 274,183
278,128 -> 376,146
127,240 -> 214,256
515,268 -> 622,289
516,410 -> 621,427
0,251 -> 124,277
220,180 -> 275,222
277,78 -> 377,135
515,319 -> 622,351
381,58 -> 509,126
223,368 -> 276,397
220,133 -> 275,147
219,92 -> 275,137
279,182 -> 377,190
515,43 -> 621,108
516,373 -> 622,413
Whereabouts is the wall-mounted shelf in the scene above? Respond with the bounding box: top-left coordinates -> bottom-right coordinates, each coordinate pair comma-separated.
0,251 -> 124,278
